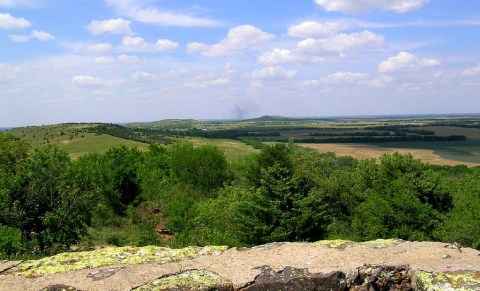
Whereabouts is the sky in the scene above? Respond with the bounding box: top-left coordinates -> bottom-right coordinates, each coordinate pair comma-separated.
1,0 -> 480,127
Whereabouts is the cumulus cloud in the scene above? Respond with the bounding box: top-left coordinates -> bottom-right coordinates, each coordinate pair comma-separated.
118,54 -> 140,63
259,30 -> 384,65
122,36 -> 148,49
251,66 -> 297,80
156,39 -> 179,51
187,25 -> 275,57
314,0 -> 430,14
95,56 -> 114,64
287,21 -> 352,38
87,18 -> 133,35
0,13 -> 31,30
321,72 -> 368,84
85,43 -> 114,54
31,30 -> 55,41
378,52 -> 440,73
9,30 -> 54,42
120,36 -> 179,52
106,0 -> 220,27
462,65 -> 480,76
71,75 -> 104,88
298,31 -> 385,55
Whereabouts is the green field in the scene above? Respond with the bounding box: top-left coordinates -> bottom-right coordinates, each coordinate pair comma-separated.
8,124 -> 149,159
183,137 -> 259,161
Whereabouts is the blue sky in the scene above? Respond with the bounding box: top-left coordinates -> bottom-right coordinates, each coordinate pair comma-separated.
1,0 -> 480,126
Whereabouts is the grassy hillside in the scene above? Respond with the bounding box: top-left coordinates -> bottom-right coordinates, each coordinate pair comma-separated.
8,124 -> 149,159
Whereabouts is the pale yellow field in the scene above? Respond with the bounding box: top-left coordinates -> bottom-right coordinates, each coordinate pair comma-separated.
300,143 -> 480,167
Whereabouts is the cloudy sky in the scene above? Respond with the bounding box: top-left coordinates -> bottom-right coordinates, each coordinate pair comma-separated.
1,0 -> 479,126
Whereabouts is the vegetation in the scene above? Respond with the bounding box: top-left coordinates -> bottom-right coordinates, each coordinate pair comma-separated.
1,130 -> 479,259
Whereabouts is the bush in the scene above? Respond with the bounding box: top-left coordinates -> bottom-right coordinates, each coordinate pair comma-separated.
0,225 -> 21,258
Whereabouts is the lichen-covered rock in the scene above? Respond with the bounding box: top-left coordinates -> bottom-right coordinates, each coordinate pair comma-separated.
350,265 -> 413,290
240,266 -> 347,291
8,245 -> 227,278
314,239 -> 404,250
132,270 -> 233,291
415,270 -> 480,290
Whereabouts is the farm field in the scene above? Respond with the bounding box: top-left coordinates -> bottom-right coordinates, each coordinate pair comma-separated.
301,142 -> 480,166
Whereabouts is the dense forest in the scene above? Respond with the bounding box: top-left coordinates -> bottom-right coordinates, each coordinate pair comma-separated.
0,132 -> 479,259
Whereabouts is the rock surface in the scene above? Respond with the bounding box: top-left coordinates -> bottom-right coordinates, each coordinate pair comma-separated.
0,240 -> 479,290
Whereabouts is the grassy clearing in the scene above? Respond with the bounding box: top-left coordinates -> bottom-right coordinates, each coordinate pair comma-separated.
182,137 -> 259,161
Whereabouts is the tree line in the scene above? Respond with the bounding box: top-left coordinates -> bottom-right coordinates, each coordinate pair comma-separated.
0,132 -> 479,258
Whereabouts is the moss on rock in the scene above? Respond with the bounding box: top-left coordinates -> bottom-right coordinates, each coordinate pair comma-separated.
415,271 -> 480,290
314,239 -> 403,249
9,245 -> 228,278
133,270 -> 233,291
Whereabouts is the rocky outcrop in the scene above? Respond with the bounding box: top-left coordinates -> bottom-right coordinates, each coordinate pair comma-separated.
1,240 -> 479,290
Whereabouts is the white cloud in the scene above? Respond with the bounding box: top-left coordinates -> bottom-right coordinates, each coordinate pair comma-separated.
9,30 -> 55,42
259,30 -> 384,65
71,75 -> 123,88
9,34 -> 29,42
156,39 -> 179,51
131,71 -> 162,83
378,52 -> 440,73
85,43 -> 114,54
118,54 -> 140,63
0,13 -> 31,30
251,66 -> 297,80
185,78 -> 230,88
314,0 -> 430,14
87,18 -> 133,35
106,0 -> 220,27
287,21 -> 352,38
31,30 -> 55,41
462,65 -> 480,76
367,76 -> 393,88
95,56 -> 114,64
188,25 -> 275,57
121,36 -> 148,49
71,75 -> 104,88
321,72 -> 368,84
298,31 -> 385,55
120,36 -> 178,52
258,49 -> 311,66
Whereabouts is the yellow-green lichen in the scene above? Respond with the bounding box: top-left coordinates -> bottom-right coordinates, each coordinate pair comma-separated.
133,270 -> 233,291
415,271 -> 480,291
314,239 -> 403,249
10,245 -> 228,278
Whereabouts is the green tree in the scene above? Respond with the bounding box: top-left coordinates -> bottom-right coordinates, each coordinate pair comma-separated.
439,168 -> 480,249
1,146 -> 99,252
167,142 -> 228,194
104,146 -> 143,215
344,153 -> 452,241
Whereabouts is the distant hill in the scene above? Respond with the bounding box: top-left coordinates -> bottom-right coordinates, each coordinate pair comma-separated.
244,115 -> 293,122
